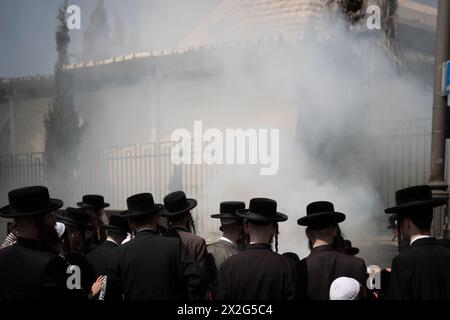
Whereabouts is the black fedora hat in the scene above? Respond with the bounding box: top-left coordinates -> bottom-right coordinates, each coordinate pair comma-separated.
121,193 -> 163,218
0,186 -> 63,218
385,185 -> 447,214
77,195 -> 110,209
297,201 -> 345,229
161,191 -> 197,217
236,198 -> 287,223
211,201 -> 245,225
103,214 -> 130,233
343,240 -> 359,256
57,207 -> 91,227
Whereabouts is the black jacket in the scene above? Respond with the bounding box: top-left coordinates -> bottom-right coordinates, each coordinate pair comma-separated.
0,238 -> 81,300
86,240 -> 118,278
106,229 -> 203,300
305,245 -> 367,300
389,237 -> 450,300
64,252 -> 96,296
216,243 -> 296,300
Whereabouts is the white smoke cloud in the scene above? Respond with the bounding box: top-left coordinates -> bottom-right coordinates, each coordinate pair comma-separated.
32,1 -> 432,266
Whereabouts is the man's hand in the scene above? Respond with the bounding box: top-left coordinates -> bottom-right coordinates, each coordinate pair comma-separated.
91,275 -> 106,298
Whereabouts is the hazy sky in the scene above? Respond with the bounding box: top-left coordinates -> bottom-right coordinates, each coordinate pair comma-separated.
0,0 -> 220,78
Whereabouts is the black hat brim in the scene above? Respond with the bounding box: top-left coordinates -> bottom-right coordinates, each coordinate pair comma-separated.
0,199 -> 63,218
297,211 -> 346,227
211,213 -> 241,225
77,202 -> 110,209
347,247 -> 360,256
160,199 -> 197,217
121,204 -> 163,218
56,214 -> 91,227
102,225 -> 130,233
385,198 -> 447,214
236,209 -> 288,223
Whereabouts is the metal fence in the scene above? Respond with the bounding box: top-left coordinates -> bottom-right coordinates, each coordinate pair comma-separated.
370,118 -> 433,208
0,141 -> 222,234
0,118 -> 442,237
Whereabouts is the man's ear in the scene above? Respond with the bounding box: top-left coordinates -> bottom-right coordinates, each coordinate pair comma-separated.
305,228 -> 311,240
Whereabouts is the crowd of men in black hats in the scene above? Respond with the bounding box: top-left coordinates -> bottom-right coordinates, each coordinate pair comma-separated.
0,184 -> 450,300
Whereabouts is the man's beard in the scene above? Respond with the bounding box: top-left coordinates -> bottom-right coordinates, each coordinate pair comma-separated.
35,215 -> 60,251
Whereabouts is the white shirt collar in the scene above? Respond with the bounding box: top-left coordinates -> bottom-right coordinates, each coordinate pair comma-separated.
106,237 -> 118,245
313,240 -> 330,248
220,236 -> 237,248
410,234 -> 431,245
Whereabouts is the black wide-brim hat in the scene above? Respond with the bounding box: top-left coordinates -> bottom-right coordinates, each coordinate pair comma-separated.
297,201 -> 345,229
77,194 -> 110,209
121,193 -> 163,218
211,201 -> 245,224
0,186 -> 63,218
343,240 -> 359,256
103,214 -> 131,233
385,185 -> 447,214
161,191 -> 197,217
236,198 -> 287,223
56,207 -> 92,227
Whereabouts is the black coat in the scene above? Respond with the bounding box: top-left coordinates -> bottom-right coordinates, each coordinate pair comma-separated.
389,237 -> 450,300
0,238 -> 82,300
64,252 -> 96,295
305,245 -> 367,300
216,243 -> 296,300
106,229 -> 203,300
86,240 -> 118,278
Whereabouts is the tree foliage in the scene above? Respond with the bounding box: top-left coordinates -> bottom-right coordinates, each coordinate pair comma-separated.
44,1 -> 83,199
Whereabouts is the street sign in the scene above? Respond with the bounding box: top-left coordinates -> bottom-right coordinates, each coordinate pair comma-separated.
442,61 -> 450,96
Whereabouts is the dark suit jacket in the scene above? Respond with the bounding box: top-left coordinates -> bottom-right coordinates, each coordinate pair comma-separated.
305,245 -> 367,300
207,239 -> 240,270
389,237 -> 450,300
64,252 -> 96,295
86,240 -> 118,277
0,238 -> 81,300
168,227 -> 208,273
216,243 -> 296,300
106,229 -> 203,300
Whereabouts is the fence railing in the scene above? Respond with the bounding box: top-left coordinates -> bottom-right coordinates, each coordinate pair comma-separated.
369,118 -> 433,208
0,119 -> 442,236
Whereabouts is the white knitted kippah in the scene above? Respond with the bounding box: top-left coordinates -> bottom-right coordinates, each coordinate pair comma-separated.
55,222 -> 66,238
329,277 -> 361,300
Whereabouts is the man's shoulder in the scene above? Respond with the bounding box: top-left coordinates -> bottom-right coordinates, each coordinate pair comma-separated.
308,247 -> 365,266
340,251 -> 365,263
0,242 -> 58,263
120,234 -> 182,252
207,240 -> 230,249
406,240 -> 450,261
180,231 -> 206,246
224,247 -> 280,264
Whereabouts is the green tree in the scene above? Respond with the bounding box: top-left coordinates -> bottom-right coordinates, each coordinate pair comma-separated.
44,1 -> 83,200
